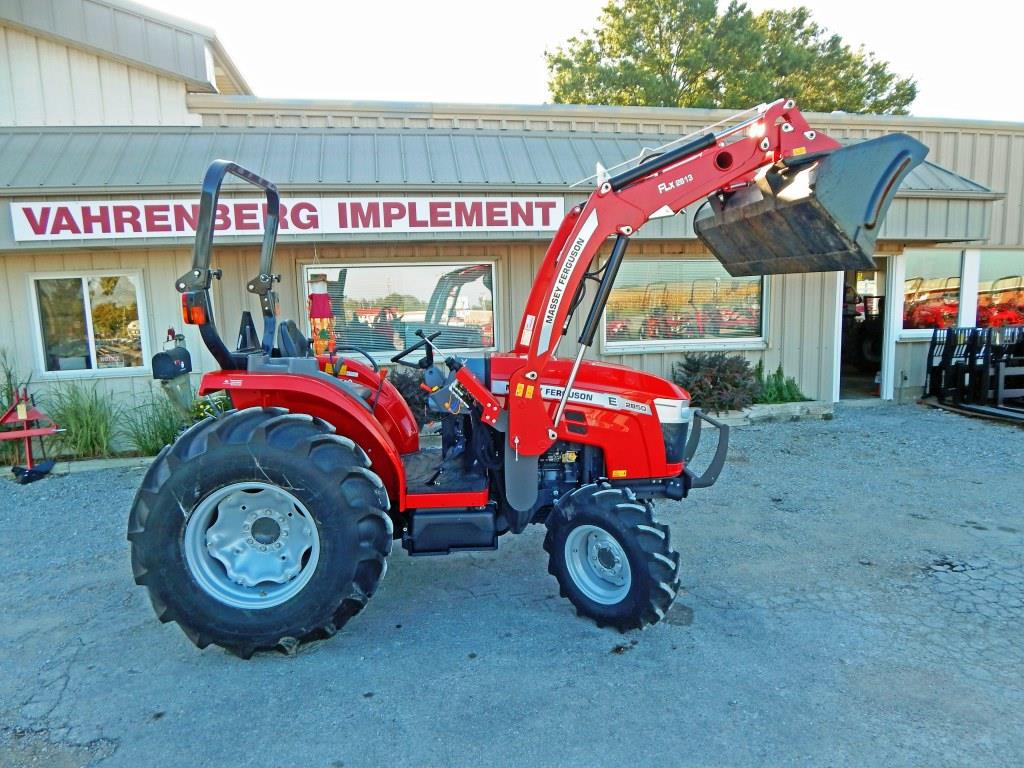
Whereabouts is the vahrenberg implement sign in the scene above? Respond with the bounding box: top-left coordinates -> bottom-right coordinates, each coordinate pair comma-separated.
9,197 -> 565,242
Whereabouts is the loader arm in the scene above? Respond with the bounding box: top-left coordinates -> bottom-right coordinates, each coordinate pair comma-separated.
503,98 -> 923,456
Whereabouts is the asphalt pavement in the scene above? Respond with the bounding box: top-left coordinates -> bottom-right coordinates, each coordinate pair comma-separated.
1,402 -> 1022,767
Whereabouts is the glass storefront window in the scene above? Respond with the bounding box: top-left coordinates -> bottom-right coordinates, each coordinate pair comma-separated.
977,250 -> 1024,328
903,250 -> 961,330
604,259 -> 762,345
33,273 -> 145,372
302,263 -> 495,354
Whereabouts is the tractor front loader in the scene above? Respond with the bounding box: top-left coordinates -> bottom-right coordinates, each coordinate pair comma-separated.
128,99 -> 926,657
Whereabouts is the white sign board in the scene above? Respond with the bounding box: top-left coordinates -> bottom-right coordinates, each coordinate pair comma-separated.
9,197 -> 565,242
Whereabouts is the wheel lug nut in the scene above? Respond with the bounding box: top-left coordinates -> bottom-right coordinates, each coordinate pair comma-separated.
247,538 -> 255,545
260,545 -> 267,552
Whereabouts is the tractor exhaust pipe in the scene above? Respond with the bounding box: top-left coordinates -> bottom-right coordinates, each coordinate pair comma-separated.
694,134 -> 928,276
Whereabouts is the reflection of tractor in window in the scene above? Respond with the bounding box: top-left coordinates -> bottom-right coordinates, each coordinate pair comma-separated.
638,282 -> 691,340
977,275 -> 1024,327
414,264 -> 493,348
904,276 -> 960,329
331,265 -> 494,352
687,279 -> 760,337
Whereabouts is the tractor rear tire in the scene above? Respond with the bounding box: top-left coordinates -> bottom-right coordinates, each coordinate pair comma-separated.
543,483 -> 680,631
127,407 -> 392,658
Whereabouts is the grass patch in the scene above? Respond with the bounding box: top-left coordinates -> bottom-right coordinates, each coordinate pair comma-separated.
123,389 -> 188,456
46,382 -> 119,459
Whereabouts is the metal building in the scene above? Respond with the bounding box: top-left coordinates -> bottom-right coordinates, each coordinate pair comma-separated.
1,0 -> 1021,407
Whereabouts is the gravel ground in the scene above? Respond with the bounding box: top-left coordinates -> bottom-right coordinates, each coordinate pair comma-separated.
1,402 -> 1022,768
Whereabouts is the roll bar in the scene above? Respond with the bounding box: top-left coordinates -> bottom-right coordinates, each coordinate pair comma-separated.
176,161 -> 282,368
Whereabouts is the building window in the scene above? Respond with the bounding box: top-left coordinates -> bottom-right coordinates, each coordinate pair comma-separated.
604,258 -> 763,346
903,250 -> 961,330
32,273 -> 147,373
302,262 -> 496,355
977,250 -> 1024,328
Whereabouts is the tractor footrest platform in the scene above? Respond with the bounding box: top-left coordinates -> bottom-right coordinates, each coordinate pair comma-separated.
402,507 -> 497,556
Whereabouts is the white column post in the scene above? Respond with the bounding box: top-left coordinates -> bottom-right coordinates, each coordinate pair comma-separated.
958,249 -> 981,327
881,251 -> 906,401
831,271 -> 842,403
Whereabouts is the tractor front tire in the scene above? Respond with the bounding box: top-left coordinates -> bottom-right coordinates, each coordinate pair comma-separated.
127,407 -> 392,658
544,483 -> 681,631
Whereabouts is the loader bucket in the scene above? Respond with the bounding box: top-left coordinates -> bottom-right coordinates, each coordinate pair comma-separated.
694,133 -> 928,276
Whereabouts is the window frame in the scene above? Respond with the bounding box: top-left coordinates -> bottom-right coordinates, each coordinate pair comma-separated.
599,256 -> 769,354
898,248 -> 967,341
27,269 -> 152,378
298,259 -> 501,359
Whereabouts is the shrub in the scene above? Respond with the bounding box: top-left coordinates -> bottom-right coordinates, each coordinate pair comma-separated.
46,382 -> 119,458
672,352 -> 759,413
388,368 -> 432,428
123,390 -> 188,455
754,361 -> 809,404
190,391 -> 232,423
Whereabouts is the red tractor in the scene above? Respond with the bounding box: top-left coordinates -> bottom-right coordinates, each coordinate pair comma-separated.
129,99 -> 926,657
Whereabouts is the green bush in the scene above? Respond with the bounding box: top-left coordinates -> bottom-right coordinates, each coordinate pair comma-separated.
123,390 -> 188,455
189,391 -> 231,423
754,361 -> 809,404
47,383 -> 119,458
388,368 -> 431,428
672,352 -> 759,413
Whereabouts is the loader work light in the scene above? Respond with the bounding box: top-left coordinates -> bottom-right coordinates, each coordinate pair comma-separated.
181,291 -> 210,325
694,134 -> 928,276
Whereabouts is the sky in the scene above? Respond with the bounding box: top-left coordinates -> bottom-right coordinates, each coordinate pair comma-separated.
142,0 -> 1023,122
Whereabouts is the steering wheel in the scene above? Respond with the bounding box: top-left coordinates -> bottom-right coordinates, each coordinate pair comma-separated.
389,329 -> 442,369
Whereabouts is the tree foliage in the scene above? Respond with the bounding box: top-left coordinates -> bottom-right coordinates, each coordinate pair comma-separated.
546,0 -> 916,114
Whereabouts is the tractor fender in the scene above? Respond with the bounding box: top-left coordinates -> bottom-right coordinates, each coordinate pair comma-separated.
199,371 -> 405,505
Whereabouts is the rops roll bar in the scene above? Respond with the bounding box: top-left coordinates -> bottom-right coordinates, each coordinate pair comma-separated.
176,160 -> 281,370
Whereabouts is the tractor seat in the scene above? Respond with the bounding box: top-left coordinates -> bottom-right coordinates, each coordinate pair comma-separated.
278,320 -> 313,358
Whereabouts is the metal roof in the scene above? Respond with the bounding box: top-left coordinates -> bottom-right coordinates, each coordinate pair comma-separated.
0,0 -> 250,94
0,126 -> 999,198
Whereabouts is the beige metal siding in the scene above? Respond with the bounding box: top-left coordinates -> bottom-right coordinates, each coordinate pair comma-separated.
0,23 -> 200,126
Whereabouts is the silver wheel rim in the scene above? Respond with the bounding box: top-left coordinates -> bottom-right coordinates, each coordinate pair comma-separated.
564,524 -> 632,605
183,482 -> 321,610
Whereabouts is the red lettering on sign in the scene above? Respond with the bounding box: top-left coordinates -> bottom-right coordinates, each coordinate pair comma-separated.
337,202 -> 348,229
112,205 -> 141,233
173,204 -> 198,232
454,202 -> 482,227
262,203 -> 289,230
51,207 -> 81,235
429,201 -> 452,227
535,200 -> 557,227
383,202 -> 405,227
144,204 -> 171,233
291,202 -> 318,230
510,201 -> 532,227
81,205 -> 110,234
21,207 -> 50,235
485,201 -> 508,227
234,203 -> 260,231
214,203 -> 230,231
407,202 -> 428,228
351,202 -> 380,229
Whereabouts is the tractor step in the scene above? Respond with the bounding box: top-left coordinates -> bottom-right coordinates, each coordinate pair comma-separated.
402,506 -> 498,556
401,447 -> 488,494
